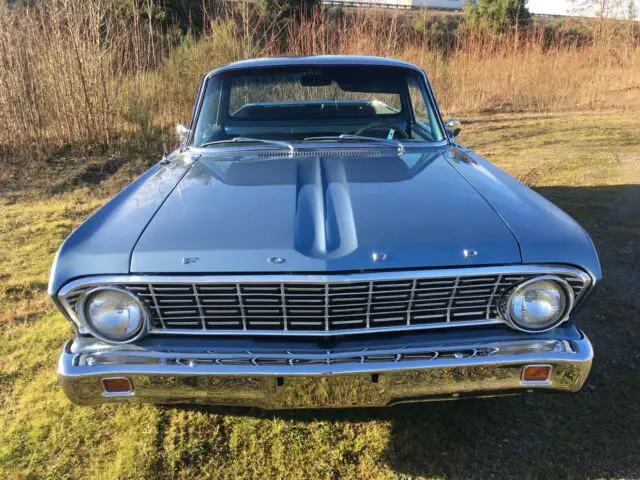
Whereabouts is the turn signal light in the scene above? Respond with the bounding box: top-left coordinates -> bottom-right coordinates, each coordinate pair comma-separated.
102,377 -> 133,394
522,365 -> 552,382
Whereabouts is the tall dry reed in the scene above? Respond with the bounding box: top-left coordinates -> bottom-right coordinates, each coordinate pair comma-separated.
0,0 -> 168,152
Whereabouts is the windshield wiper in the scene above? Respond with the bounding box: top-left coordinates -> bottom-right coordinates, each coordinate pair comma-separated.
200,137 -> 295,154
303,134 -> 405,154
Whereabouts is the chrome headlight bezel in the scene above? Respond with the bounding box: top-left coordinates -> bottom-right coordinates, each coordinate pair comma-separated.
77,286 -> 150,344
498,275 -> 575,333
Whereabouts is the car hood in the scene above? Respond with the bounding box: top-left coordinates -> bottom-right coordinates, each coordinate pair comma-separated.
130,147 -> 521,273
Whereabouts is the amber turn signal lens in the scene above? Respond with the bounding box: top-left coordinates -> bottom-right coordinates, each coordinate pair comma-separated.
522,365 -> 552,382
102,377 -> 133,393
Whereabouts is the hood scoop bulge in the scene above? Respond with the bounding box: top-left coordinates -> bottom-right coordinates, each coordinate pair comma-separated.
294,156 -> 358,259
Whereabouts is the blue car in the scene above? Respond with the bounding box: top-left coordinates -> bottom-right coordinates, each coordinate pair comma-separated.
50,56 -> 600,408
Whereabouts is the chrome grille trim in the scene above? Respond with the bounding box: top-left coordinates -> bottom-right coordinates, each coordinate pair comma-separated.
147,284 -> 165,329
76,339 -> 577,369
486,274 -> 502,319
192,283 -> 206,330
58,265 -> 593,337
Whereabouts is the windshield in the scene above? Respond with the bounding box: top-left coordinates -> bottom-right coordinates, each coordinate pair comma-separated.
191,66 -> 445,147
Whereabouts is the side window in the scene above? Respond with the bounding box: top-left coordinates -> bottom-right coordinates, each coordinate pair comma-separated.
406,75 -> 442,141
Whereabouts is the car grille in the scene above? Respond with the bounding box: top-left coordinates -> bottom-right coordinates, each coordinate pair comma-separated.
62,269 -> 589,336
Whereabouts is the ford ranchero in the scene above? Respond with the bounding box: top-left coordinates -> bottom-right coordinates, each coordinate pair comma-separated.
50,56 -> 600,408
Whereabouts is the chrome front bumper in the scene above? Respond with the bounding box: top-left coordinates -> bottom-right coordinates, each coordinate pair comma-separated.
58,331 -> 593,409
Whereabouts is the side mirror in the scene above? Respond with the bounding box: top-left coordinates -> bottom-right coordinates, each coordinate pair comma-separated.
176,124 -> 190,146
445,119 -> 462,138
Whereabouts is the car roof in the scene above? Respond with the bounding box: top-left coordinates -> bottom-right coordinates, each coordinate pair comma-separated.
206,55 -> 422,77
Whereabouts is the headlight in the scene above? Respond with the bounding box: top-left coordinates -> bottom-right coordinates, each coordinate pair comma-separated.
499,276 -> 574,332
79,287 -> 148,343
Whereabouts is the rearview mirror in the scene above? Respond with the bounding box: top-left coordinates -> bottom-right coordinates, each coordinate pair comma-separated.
176,124 -> 190,146
300,74 -> 332,87
445,119 -> 461,138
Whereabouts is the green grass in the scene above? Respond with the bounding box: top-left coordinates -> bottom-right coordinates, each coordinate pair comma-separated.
1,110 -> 639,479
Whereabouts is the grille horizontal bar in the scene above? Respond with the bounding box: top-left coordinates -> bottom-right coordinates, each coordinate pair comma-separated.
61,268 -> 590,336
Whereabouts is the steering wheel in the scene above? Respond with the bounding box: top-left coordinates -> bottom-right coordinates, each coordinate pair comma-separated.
353,122 -> 410,139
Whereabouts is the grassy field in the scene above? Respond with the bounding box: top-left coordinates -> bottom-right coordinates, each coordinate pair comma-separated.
1,109 -> 639,479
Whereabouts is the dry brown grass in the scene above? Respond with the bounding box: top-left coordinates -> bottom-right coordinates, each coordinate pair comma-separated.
0,1 -> 638,156
0,1 -> 159,151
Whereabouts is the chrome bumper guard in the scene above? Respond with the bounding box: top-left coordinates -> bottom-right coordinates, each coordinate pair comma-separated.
58,334 -> 593,409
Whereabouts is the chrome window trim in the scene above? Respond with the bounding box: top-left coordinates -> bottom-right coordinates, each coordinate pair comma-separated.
58,265 -> 593,338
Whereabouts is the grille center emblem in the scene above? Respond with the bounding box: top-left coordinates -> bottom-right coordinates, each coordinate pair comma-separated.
268,256 -> 286,264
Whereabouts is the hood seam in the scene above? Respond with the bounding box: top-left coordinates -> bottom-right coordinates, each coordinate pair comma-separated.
445,147 -> 524,263
128,157 -> 200,273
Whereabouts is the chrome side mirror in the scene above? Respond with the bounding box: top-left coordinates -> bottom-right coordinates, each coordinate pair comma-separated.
445,119 -> 462,138
176,124 -> 190,146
